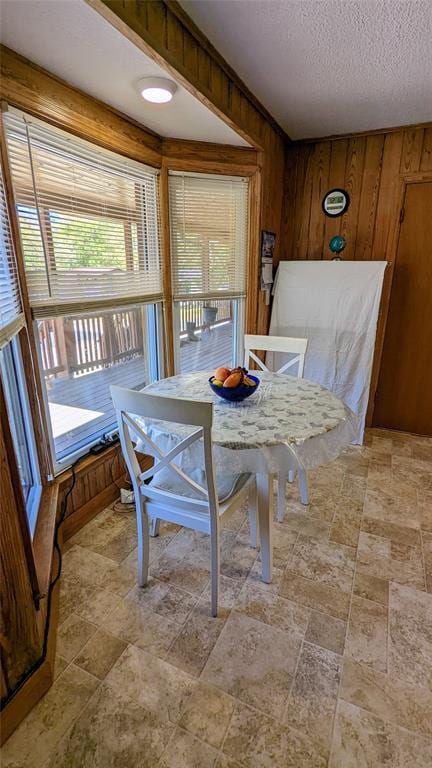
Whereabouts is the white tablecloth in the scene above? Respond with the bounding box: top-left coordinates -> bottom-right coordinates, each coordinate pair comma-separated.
137,371 -> 357,474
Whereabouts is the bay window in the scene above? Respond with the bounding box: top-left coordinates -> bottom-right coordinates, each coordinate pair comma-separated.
4,108 -> 162,469
169,171 -> 248,373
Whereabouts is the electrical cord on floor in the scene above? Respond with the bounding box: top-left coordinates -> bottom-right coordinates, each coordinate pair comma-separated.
1,455 -> 84,710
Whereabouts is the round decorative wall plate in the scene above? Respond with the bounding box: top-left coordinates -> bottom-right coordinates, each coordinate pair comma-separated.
322,188 -> 350,217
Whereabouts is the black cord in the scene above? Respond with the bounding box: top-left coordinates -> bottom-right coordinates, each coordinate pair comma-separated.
1,455 -> 84,709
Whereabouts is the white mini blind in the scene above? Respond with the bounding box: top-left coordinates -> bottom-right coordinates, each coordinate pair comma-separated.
4,109 -> 162,317
169,171 -> 249,300
0,160 -> 24,348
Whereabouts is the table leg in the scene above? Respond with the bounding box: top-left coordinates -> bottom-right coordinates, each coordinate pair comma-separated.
257,473 -> 273,583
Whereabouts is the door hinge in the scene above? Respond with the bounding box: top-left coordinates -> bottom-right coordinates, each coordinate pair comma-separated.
399,207 -> 405,224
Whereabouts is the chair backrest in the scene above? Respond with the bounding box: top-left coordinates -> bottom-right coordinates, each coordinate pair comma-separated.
110,385 -> 218,520
244,333 -> 308,377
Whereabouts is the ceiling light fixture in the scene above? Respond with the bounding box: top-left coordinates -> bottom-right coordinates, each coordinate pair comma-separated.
138,77 -> 177,104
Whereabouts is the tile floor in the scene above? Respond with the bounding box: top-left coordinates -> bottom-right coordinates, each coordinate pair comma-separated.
2,428 -> 432,767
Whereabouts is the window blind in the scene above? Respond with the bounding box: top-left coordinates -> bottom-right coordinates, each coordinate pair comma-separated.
169,171 -> 249,301
4,108 -> 162,317
0,160 -> 24,348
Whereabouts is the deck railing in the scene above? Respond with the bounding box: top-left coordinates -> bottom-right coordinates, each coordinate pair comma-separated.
178,298 -> 232,333
38,307 -> 144,378
38,299 -> 233,378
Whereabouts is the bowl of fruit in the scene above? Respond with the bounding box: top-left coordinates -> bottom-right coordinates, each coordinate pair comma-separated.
209,366 -> 260,402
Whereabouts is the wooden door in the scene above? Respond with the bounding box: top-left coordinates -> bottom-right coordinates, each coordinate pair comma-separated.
373,181 -> 432,435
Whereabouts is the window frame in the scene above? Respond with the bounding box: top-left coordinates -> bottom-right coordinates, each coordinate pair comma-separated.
0,334 -> 42,536
34,301 -> 165,474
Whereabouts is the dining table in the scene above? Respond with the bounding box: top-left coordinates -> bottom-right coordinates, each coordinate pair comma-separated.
139,370 -> 357,584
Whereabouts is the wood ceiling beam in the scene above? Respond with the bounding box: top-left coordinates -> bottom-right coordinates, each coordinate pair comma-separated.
87,0 -> 290,149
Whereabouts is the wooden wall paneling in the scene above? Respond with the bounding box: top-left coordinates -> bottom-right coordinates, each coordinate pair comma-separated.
355,134 -> 385,260
0,46 -> 161,167
0,382 -> 42,700
323,139 -> 349,256
246,168 -> 262,335
420,128 -> 432,171
307,142 -> 331,260
339,136 -> 366,260
280,146 -> 300,262
399,127 -> 424,173
297,146 -> 315,260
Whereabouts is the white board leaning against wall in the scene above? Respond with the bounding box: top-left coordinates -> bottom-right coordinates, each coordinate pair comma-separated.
269,260 -> 387,443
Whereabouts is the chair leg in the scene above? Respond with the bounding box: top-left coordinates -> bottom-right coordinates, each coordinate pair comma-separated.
288,470 -> 295,483
257,473 -> 273,584
149,517 -> 160,537
276,472 -> 287,522
248,484 -> 258,548
136,495 -> 149,587
298,469 -> 309,506
210,527 -> 220,618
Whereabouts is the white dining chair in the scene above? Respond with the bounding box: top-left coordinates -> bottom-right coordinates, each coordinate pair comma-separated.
110,385 -> 257,617
244,333 -> 309,520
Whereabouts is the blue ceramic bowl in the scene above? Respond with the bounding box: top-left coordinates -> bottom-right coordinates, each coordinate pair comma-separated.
208,374 -> 260,402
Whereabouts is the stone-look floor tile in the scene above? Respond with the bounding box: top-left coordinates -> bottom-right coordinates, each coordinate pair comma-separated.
412,442 -> 432,462
158,727 -> 219,768
221,503 -> 247,532
56,614 -> 97,662
264,522 -> 299,566
307,491 -> 340,523
166,598 -> 227,677
329,699 -> 432,768
46,682 -> 174,768
150,551 -> 210,595
422,531 -> 432,591
74,629 -> 127,680
246,560 -> 286,594
366,473 -> 418,504
59,573 -> 98,623
278,509 -> 331,540
279,571 -> 351,620
107,644 -> 197,722
363,488 -> 420,529
53,655 -> 69,680
418,490 -> 432,531
102,596 -> 181,657
126,580 -> 198,624
371,436 -> 393,454
340,658 -> 432,738
389,582 -> 432,691
357,531 -> 425,589
330,503 -> 362,548
74,587 -> 122,625
285,642 -> 342,759
392,455 -> 432,491
223,702 -> 327,768
234,581 -> 310,634
289,536 -> 356,594
179,681 -> 235,749
215,755 -> 243,768
1,665 -> 98,768
305,610 -> 346,654
202,612 -> 302,720
353,572 -> 389,605
345,595 -> 388,672
201,574 -> 244,611
340,474 -> 367,503
361,517 -> 421,546
62,544 -> 137,598
220,530 -> 258,580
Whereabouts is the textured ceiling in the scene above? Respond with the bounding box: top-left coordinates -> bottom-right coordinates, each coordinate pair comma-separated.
181,0 -> 432,139
0,0 -> 248,145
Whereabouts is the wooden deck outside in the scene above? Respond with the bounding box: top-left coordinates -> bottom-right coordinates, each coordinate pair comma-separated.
48,322 -> 233,459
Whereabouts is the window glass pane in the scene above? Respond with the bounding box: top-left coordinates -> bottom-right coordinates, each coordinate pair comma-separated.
0,343 -> 33,500
176,299 -> 242,374
37,303 -> 161,463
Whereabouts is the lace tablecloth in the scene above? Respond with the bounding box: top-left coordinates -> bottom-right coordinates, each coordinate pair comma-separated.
138,371 -> 357,474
